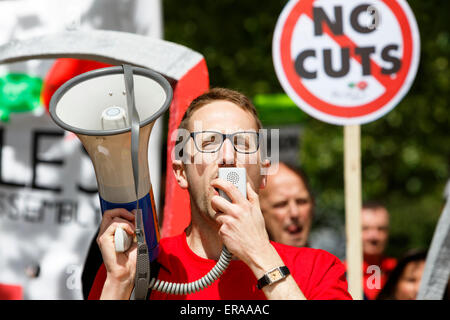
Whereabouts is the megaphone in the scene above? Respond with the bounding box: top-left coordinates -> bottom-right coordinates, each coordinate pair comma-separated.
49,64 -> 233,298
49,65 -> 172,267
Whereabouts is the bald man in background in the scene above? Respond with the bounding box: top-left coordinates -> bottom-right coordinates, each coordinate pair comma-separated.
361,202 -> 397,299
259,162 -> 314,248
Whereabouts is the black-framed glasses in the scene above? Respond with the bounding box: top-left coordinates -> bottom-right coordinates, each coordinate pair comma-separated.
190,131 -> 260,154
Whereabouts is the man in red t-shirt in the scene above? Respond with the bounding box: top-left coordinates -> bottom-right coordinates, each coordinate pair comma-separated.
361,202 -> 397,300
90,88 -> 352,300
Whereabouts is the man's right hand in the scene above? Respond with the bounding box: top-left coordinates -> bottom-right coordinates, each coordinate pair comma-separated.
96,208 -> 137,299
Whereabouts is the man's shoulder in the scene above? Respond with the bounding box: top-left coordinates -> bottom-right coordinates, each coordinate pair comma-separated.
272,241 -> 341,258
271,241 -> 344,268
271,241 -> 351,299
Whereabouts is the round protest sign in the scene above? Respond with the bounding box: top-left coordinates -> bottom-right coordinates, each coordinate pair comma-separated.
273,0 -> 420,125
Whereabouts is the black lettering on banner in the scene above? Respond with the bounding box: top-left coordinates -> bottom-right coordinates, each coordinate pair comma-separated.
31,130 -> 64,192
294,49 -> 317,79
350,4 -> 376,34
313,6 -> 343,36
56,200 -> 78,224
24,197 -> 44,223
77,184 -> 98,194
0,128 -> 26,188
0,189 -> 98,228
323,47 -> 350,77
381,44 -> 402,74
1,126 -> 97,194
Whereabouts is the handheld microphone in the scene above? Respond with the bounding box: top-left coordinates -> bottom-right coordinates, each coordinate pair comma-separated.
218,167 -> 247,200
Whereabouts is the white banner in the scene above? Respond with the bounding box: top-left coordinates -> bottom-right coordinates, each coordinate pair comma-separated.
0,0 -> 163,299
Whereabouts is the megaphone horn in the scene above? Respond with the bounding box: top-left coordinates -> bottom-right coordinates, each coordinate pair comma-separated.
49,65 -> 172,266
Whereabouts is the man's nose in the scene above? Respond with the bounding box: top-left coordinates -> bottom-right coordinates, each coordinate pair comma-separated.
365,228 -> 379,238
288,200 -> 300,218
218,138 -> 236,165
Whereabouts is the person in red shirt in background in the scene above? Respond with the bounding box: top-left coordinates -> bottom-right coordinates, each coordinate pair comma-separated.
361,202 -> 397,300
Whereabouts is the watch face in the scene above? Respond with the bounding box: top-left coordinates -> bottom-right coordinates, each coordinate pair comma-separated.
268,269 -> 283,282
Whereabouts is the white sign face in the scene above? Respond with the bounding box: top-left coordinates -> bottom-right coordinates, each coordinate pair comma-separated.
273,0 -> 420,125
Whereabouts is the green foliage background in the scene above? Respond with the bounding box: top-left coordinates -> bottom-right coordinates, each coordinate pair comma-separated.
163,0 -> 450,258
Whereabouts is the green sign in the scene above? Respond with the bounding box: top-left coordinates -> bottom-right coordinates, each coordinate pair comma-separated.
253,93 -> 307,127
0,73 -> 43,122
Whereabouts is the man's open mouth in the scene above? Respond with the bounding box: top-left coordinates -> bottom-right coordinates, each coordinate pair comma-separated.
286,224 -> 303,235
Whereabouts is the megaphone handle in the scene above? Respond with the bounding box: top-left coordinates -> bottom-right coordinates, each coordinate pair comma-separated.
112,65 -> 140,254
123,64 -> 151,301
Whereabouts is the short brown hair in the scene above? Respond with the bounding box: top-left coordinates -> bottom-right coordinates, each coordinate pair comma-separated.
362,201 -> 387,211
178,87 -> 263,131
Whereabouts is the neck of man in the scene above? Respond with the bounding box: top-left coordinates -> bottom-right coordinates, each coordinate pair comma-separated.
185,202 -> 224,261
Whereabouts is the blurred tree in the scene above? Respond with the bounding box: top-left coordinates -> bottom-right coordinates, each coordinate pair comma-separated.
163,0 -> 450,258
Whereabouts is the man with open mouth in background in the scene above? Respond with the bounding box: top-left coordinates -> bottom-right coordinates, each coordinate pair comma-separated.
259,162 -> 314,248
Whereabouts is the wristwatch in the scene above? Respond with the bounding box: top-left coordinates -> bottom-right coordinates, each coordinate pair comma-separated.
257,266 -> 290,289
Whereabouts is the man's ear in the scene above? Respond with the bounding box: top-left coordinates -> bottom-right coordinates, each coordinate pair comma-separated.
259,158 -> 271,189
172,159 -> 188,189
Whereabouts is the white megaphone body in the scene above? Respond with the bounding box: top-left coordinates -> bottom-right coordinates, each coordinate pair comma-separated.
49,65 -> 172,265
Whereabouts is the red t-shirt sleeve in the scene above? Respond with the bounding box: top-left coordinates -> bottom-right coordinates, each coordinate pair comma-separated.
305,250 -> 352,300
273,243 -> 352,300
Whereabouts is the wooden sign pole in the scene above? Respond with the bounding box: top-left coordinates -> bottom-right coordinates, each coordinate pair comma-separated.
344,124 -> 363,300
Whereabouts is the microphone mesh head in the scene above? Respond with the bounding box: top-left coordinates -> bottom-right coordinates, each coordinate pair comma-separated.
227,171 -> 240,185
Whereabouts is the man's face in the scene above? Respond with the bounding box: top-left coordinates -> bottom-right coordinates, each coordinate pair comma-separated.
362,207 -> 389,257
178,100 -> 266,223
259,164 -> 313,247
